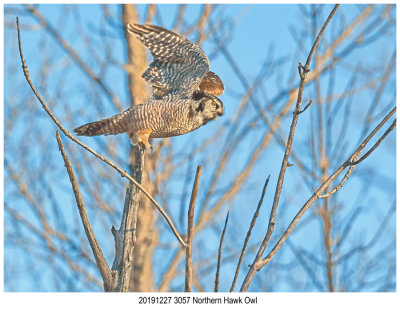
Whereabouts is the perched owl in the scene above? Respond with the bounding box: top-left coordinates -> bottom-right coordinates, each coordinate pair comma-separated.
74,24 -> 225,149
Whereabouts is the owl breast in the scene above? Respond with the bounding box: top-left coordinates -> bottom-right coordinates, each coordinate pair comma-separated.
139,99 -> 200,138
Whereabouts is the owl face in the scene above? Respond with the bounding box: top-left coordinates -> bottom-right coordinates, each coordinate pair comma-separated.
191,91 -> 224,125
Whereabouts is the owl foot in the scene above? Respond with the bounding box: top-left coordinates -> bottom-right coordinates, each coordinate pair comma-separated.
136,128 -> 153,150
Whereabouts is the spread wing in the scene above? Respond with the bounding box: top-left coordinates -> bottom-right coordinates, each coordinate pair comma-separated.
126,24 -> 210,99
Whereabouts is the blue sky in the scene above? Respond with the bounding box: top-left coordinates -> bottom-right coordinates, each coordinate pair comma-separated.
3,3 -> 396,293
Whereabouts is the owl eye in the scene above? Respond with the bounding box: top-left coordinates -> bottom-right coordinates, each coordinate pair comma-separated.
212,102 -> 219,109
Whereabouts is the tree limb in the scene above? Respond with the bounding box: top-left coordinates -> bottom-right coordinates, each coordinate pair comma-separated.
111,145 -> 145,291
185,166 -> 202,292
230,175 -> 269,292
56,130 -> 113,291
215,211 -> 229,292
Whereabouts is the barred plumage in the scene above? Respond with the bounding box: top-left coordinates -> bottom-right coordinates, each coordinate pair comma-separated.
74,24 -> 225,149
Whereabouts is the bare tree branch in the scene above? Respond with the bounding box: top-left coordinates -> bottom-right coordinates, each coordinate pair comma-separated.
297,100 -> 313,114
55,130 -> 113,290
185,166 -> 202,292
24,4 -> 122,110
215,211 -> 229,292
350,119 -> 396,166
240,4 -> 340,292
111,144 -> 145,291
239,105 -> 395,292
256,106 -> 395,278
318,107 -> 396,198
230,175 -> 270,292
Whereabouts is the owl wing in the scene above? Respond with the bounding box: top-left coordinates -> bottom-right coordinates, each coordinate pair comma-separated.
126,24 -> 210,99
199,71 -> 224,97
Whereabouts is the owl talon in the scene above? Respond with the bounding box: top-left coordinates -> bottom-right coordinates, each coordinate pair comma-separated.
136,128 -> 153,150
139,140 -> 152,150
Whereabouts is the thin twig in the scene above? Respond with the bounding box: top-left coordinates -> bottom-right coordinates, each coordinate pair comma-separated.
185,166 -> 202,292
24,4 -> 122,110
318,108 -> 396,198
230,175 -> 270,292
297,100 -> 313,114
16,17 -> 186,248
304,5 -> 340,70
215,211 -> 229,292
349,119 -> 396,166
317,165 -> 354,199
255,104 -> 395,280
240,4 -> 340,292
56,130 -> 112,291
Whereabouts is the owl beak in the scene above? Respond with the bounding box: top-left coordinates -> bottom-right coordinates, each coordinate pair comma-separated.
218,104 -> 224,116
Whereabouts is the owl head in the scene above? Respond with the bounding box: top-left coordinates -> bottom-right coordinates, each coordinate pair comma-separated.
191,91 -> 224,125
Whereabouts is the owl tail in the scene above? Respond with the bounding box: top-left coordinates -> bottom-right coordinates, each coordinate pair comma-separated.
74,111 -> 131,136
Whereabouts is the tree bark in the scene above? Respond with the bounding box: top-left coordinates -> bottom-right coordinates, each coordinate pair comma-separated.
122,4 -> 157,291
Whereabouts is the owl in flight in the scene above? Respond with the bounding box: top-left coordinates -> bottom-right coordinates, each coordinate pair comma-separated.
74,24 -> 224,149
